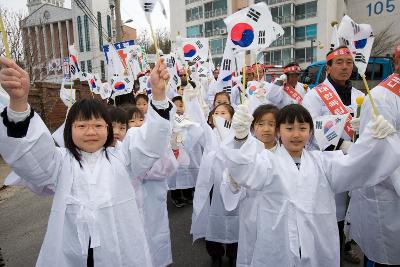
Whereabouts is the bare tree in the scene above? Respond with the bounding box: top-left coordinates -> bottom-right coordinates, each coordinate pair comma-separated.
371,22 -> 400,57
0,7 -> 26,66
137,27 -> 171,54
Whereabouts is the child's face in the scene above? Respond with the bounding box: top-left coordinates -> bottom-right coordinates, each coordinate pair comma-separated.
278,119 -> 311,157
214,95 -> 230,106
72,117 -> 108,153
174,100 -> 184,115
214,105 -> 232,122
136,98 -> 148,114
112,122 -> 127,146
254,113 -> 276,148
177,86 -> 184,96
128,115 -> 144,128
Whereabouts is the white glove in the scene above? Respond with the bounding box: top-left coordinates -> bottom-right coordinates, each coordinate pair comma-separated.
274,74 -> 287,85
339,140 -> 353,154
232,104 -> 253,139
184,87 -> 198,101
202,103 -> 210,118
350,117 -> 361,133
370,115 -> 396,139
254,86 -> 267,103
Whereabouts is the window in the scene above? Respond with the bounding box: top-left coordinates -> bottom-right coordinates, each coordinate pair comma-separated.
107,15 -> 112,38
87,60 -> 92,73
204,0 -> 227,19
81,61 -> 86,72
186,25 -> 203,38
205,19 -> 226,37
97,12 -> 103,51
186,6 -> 203,22
77,16 -> 84,52
295,1 -> 317,20
295,24 -> 317,42
84,15 -> 90,51
100,60 -> 105,80
295,47 -> 316,63
271,3 -> 292,24
210,38 -> 226,55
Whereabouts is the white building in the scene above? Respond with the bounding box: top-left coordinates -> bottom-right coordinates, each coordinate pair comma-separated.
21,0 -> 115,82
170,0 -> 347,68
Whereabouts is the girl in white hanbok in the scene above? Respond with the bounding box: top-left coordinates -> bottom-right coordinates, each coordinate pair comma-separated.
0,57 -> 173,267
223,103 -> 400,267
220,104 -> 279,267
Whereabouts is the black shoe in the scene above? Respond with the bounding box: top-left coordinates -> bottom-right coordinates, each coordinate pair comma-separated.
211,257 -> 222,267
171,198 -> 185,208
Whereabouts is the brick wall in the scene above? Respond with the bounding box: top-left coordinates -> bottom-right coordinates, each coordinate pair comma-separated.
29,81 -> 105,132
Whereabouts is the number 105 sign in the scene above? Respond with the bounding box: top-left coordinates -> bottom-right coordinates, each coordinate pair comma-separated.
367,0 -> 396,16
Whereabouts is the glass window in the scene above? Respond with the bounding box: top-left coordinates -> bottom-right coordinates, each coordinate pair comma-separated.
306,47 -> 316,62
295,1 -> 317,20
306,24 -> 317,39
80,61 -> 86,72
77,16 -> 84,52
87,60 -> 92,73
186,25 -> 203,38
84,15 -> 90,52
100,60 -> 105,80
97,12 -> 103,51
295,48 -> 305,63
295,27 -> 305,42
282,48 -> 291,65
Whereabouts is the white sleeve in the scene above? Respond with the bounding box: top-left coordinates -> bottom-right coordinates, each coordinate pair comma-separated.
7,105 -> 31,122
222,135 -> 273,191
142,150 -> 179,180
266,83 -> 284,105
220,173 -> 245,211
121,104 -> 173,178
0,111 -> 62,188
325,122 -> 400,193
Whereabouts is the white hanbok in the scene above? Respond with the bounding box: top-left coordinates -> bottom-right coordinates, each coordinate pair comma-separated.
349,77 -> 400,265
222,125 -> 400,267
302,78 -> 364,222
0,105 -> 173,267
266,82 -> 306,108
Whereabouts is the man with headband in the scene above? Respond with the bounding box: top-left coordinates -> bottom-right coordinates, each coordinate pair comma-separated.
348,43 -> 400,267
302,45 -> 365,264
266,62 -> 307,108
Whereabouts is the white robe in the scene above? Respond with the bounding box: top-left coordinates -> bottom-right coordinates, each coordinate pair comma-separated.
349,80 -> 400,265
222,126 -> 400,267
0,105 -> 172,267
266,82 -> 306,109
302,78 -> 365,221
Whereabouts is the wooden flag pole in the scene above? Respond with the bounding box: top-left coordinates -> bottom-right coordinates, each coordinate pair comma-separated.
361,74 -> 378,116
0,14 -> 10,58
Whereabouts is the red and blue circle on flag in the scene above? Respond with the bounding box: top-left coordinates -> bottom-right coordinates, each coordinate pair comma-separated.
231,23 -> 254,48
183,44 -> 197,58
114,82 -> 126,90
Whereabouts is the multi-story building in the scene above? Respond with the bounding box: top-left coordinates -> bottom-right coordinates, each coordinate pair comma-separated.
170,0 -> 346,68
21,0 -> 131,82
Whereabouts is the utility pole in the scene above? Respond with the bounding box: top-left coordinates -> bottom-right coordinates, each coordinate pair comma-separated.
115,0 -> 122,42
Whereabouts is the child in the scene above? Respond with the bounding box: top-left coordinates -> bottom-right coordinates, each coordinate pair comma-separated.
0,57 -> 173,267
107,106 -> 128,146
220,104 -> 279,267
191,102 -> 239,266
135,93 -> 149,115
223,103 -> 400,267
213,92 -> 231,108
172,96 -> 184,116
127,106 -> 145,128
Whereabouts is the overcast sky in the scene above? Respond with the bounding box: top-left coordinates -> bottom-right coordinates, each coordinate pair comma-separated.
0,0 -> 170,34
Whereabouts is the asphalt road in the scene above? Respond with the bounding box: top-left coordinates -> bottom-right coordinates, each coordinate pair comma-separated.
0,159 -> 362,267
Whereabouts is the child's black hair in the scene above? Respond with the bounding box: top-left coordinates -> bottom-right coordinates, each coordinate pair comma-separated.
64,99 -> 113,164
276,104 -> 314,131
135,93 -> 149,103
127,106 -> 144,120
213,92 -> 231,107
108,106 -> 128,126
208,103 -> 235,129
172,95 -> 183,104
251,104 -> 279,132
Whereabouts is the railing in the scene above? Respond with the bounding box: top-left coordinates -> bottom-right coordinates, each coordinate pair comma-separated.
271,37 -> 294,47
273,15 -> 293,24
294,35 -> 316,42
204,7 -> 228,19
185,0 -> 201,5
205,28 -> 226,37
211,47 -> 223,55
187,13 -> 203,22
187,33 -> 204,38
295,11 -> 317,20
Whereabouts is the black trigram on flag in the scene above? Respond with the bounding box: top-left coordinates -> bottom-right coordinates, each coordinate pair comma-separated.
222,59 -> 231,71
167,57 -> 175,68
247,8 -> 261,22
223,85 -> 232,93
70,65 -> 77,75
173,75 -> 179,85
224,120 -> 232,129
196,40 -> 203,49
258,31 -> 266,45
124,77 -> 131,83
351,21 -> 360,35
143,2 -> 155,12
355,52 -> 366,64
193,55 -> 201,61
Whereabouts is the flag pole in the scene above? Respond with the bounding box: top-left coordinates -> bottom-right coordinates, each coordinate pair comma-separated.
241,54 -> 247,104
360,74 -> 378,116
0,14 -> 10,58
255,51 -> 260,81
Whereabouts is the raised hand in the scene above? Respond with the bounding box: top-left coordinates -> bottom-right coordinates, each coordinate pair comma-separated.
150,58 -> 169,101
232,104 -> 253,140
0,57 -> 30,111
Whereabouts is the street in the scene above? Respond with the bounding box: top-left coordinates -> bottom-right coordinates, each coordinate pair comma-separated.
0,159 -> 361,267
